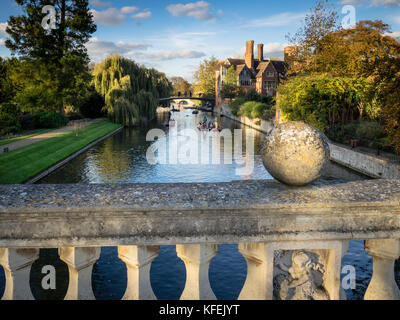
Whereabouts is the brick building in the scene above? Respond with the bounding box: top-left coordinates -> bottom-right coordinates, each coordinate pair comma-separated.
216,40 -> 289,105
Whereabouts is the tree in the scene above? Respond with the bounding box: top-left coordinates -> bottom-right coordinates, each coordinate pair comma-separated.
286,0 -> 340,75
295,19 -> 400,151
93,55 -> 172,126
0,58 -> 22,104
192,57 -> 219,97
170,77 -> 191,96
220,66 -> 242,99
277,75 -> 371,132
5,0 -> 96,113
313,20 -> 395,78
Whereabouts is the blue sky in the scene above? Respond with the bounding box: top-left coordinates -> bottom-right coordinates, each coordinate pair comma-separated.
0,0 -> 400,81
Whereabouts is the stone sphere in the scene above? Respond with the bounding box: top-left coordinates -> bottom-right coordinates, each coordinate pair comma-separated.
262,121 -> 330,186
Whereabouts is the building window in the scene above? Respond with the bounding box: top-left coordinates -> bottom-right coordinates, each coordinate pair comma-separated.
264,81 -> 276,90
266,71 -> 275,77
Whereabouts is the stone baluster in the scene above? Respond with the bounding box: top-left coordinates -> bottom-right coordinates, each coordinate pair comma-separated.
0,248 -> 39,300
238,241 -> 349,300
238,243 -> 269,300
59,247 -> 100,300
176,244 -> 218,300
118,245 -> 160,300
364,239 -> 400,300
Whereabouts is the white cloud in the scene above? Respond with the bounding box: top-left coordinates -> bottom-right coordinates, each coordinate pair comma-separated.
0,22 -> 8,37
166,1 -> 216,21
148,31 -> 217,50
139,50 -> 206,61
229,42 -> 286,60
341,0 -> 400,6
0,38 -> 5,46
91,7 -> 152,26
263,42 -> 286,57
246,12 -> 306,27
386,31 -> 400,41
86,37 -> 151,61
230,47 -> 246,59
90,0 -> 111,8
131,10 -> 152,20
91,8 -> 126,26
121,6 -> 139,14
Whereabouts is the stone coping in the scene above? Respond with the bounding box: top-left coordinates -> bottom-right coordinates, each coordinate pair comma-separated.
0,179 -> 399,247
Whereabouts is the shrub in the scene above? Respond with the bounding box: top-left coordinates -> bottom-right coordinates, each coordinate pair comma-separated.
0,103 -> 21,135
32,112 -> 69,129
244,89 -> 260,102
79,91 -> 105,119
355,121 -> 385,142
328,120 -> 387,148
261,107 -> 276,121
19,114 -> 36,130
239,101 -> 270,119
228,97 -> 245,116
66,112 -> 84,121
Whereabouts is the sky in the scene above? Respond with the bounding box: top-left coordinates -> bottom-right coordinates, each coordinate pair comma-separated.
0,0 -> 400,81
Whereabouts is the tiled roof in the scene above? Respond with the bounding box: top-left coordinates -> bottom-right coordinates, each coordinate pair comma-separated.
256,61 -> 269,77
270,60 -> 288,75
236,64 -> 246,75
227,58 -> 245,66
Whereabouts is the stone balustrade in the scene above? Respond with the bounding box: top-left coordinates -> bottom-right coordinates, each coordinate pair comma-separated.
0,180 -> 400,300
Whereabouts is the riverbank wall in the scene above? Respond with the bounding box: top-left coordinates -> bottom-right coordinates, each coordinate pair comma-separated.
218,103 -> 400,179
219,102 -> 274,134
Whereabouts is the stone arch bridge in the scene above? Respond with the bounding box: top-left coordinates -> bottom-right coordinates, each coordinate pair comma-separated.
159,96 -> 216,112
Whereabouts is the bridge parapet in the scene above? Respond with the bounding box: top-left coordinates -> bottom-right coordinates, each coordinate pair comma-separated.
1,180 -> 400,300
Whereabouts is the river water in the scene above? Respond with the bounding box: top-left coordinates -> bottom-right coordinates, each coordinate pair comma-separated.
1,108 -> 395,300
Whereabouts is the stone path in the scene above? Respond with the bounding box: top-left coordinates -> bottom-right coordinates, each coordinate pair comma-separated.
0,118 -> 105,154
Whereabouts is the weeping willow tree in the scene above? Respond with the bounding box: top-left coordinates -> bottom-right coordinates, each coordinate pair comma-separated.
93,55 -> 172,126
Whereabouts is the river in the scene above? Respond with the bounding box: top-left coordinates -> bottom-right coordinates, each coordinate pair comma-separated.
0,108 -> 392,300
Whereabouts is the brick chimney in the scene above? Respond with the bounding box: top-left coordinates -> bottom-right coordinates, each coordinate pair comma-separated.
245,40 -> 254,69
257,43 -> 264,61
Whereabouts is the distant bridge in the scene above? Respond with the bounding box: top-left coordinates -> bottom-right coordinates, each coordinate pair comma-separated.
159,96 -> 216,113
159,96 -> 216,104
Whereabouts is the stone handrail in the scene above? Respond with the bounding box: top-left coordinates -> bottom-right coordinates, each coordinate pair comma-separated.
1,180 -> 400,300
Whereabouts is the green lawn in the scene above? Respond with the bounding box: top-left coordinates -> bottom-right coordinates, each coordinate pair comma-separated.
0,129 -> 54,147
0,120 -> 121,184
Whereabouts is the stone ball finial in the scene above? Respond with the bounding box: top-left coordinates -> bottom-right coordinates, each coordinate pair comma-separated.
262,121 -> 330,186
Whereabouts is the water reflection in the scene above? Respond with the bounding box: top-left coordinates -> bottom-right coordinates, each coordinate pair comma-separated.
40,110 -> 272,184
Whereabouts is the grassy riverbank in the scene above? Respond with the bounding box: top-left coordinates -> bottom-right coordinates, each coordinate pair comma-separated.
0,120 -> 121,184
0,129 -> 54,147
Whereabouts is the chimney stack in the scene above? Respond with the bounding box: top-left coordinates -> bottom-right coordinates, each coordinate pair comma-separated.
245,40 -> 254,69
257,43 -> 264,61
